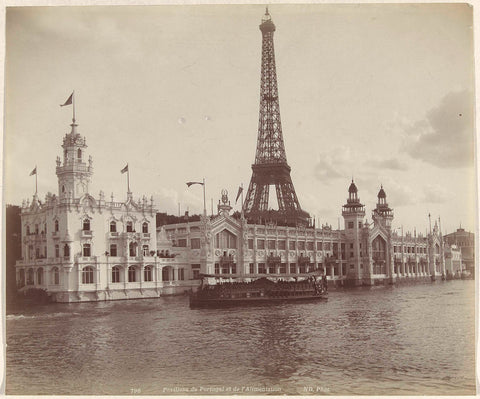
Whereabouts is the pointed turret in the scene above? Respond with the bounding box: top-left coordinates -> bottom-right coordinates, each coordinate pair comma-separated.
372,185 -> 394,228
56,110 -> 93,200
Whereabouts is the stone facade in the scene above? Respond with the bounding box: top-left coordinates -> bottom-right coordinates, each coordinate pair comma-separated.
15,119 -> 199,302
162,183 -> 450,288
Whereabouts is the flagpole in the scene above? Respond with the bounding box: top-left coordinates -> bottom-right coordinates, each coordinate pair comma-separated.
127,165 -> 130,193
72,90 -> 76,123
203,178 -> 206,216
240,183 -> 244,216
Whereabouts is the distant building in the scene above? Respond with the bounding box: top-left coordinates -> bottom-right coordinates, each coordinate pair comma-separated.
15,118 -> 197,302
444,227 -> 475,277
444,244 -> 463,278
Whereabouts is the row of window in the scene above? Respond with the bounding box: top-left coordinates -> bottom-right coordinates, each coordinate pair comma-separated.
26,220 -> 151,236
25,224 -> 46,235
247,239 -> 333,251
85,220 -> 150,233
81,266 -> 185,284
213,262 -> 317,275
18,267 -> 59,287
29,244 -> 172,259
82,243 -> 151,257
393,246 -> 428,254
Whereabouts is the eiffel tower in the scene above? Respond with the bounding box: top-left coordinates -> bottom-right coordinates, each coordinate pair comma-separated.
243,8 -> 310,226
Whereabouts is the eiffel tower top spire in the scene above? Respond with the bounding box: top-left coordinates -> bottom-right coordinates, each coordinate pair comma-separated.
255,9 -> 286,164
243,10 -> 310,227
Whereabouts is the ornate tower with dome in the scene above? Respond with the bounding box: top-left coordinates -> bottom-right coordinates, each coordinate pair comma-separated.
372,185 -> 394,229
56,119 -> 93,200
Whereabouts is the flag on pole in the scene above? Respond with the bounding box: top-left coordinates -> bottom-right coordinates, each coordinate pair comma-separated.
60,92 -> 74,107
121,164 -> 129,174
235,186 -> 243,203
29,167 -> 37,176
186,181 -> 204,187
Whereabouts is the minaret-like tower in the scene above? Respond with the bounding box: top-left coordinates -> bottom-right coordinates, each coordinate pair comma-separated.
372,185 -> 394,228
243,9 -> 309,226
56,116 -> 93,199
342,180 -> 366,285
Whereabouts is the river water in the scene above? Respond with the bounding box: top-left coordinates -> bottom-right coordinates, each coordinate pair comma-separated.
5,280 -> 476,395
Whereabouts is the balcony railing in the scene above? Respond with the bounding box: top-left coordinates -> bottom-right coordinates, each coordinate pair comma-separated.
267,255 -> 281,265
81,230 -> 92,237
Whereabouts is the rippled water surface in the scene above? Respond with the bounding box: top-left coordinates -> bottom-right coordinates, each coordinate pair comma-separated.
6,280 -> 476,395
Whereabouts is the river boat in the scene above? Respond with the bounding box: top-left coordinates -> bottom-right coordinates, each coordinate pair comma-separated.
189,274 -> 328,308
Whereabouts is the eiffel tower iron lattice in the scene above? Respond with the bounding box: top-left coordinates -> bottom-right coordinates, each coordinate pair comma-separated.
243,9 -> 310,226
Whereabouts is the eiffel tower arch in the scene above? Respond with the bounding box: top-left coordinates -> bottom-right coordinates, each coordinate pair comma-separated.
243,9 -> 310,227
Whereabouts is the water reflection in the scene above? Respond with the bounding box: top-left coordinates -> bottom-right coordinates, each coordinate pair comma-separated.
6,280 -> 475,396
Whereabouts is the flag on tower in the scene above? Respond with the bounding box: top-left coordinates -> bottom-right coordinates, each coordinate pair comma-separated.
121,164 -> 129,174
60,92 -> 74,107
186,181 -> 204,187
29,167 -> 37,176
235,186 -> 243,203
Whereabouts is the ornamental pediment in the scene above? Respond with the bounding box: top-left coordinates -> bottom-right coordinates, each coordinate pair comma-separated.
210,215 -> 241,235
369,225 -> 388,244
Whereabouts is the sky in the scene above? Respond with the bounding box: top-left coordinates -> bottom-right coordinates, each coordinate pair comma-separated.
3,2 -> 476,236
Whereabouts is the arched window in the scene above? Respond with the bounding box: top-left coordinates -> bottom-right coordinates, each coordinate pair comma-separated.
77,148 -> 82,160
110,221 -> 117,233
54,220 -> 59,232
126,221 -> 133,233
37,268 -> 43,285
64,244 -> 70,257
129,242 -> 137,257
83,243 -> 91,257
62,185 -> 65,193
112,266 -> 120,283
55,245 -> 60,258
128,266 -> 136,282
214,229 -> 237,249
52,267 -> 59,285
35,224 -> 39,234
26,225 -> 30,235
372,236 -> 387,275
142,222 -> 148,233
144,266 -> 153,282
142,245 -> 149,256
83,219 -> 90,231
27,269 -> 34,285
82,267 -> 94,284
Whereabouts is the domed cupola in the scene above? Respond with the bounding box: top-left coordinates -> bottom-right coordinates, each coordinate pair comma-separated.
377,185 -> 386,199
342,179 -> 365,216
373,184 -> 394,227
349,179 -> 358,194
